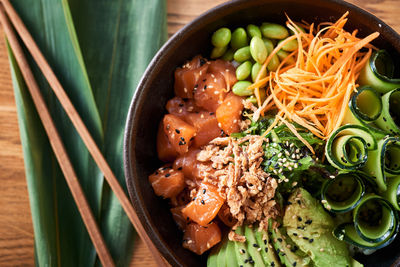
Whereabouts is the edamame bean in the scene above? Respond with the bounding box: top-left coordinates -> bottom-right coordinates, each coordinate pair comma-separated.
276,50 -> 295,65
236,61 -> 252,80
260,23 -> 289,39
211,46 -> 227,59
251,62 -> 267,82
262,38 -> 274,53
250,36 -> 268,64
247,24 -> 262,38
222,48 -> 234,61
267,54 -> 280,71
232,81 -> 253,96
233,46 -> 251,62
231,28 -> 248,50
246,95 -> 257,104
279,38 -> 298,52
211,28 -> 231,47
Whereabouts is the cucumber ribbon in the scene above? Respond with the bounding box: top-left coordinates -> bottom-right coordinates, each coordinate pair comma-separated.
358,50 -> 400,93
333,195 -> 399,249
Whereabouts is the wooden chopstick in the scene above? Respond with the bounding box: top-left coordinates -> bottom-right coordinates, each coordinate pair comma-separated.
0,0 -> 167,266
0,5 -> 115,267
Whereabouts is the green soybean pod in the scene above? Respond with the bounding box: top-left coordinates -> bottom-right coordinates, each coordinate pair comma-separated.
221,48 -> 234,61
236,61 -> 252,80
210,46 -> 227,59
233,46 -> 251,62
251,62 -> 267,82
250,36 -> 268,64
246,95 -> 258,104
267,54 -> 280,71
232,81 -> 253,96
279,38 -> 298,52
211,27 -> 231,47
247,24 -> 262,38
231,27 -> 248,50
262,38 -> 274,53
276,50 -> 296,65
260,23 -> 289,39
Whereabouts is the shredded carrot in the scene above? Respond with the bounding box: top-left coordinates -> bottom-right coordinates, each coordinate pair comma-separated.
251,12 -> 378,147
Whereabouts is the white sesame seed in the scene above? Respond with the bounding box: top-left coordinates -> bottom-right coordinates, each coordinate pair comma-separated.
179,109 -> 183,113
284,178 -> 289,182
214,78 -> 217,83
184,88 -> 188,93
225,69 -> 230,72
214,90 -> 219,95
227,102 -> 231,106
329,175 -> 335,179
218,122 -> 222,128
321,200 -> 327,204
200,114 -> 204,118
292,181 -> 298,186
211,74 -> 215,78
320,248 -> 324,252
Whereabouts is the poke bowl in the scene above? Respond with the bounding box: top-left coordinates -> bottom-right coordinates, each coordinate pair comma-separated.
123,0 -> 400,266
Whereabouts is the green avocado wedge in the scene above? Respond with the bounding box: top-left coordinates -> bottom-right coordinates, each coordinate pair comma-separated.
254,228 -> 281,267
244,226 -> 266,266
283,188 -> 354,267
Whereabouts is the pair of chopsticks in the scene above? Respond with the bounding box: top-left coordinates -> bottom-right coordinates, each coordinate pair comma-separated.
0,1 -> 166,266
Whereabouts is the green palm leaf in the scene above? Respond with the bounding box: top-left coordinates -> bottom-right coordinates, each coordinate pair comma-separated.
7,0 -> 167,266
68,0 -> 167,265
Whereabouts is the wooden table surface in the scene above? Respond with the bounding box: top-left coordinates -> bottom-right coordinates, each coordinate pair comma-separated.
0,0 -> 399,266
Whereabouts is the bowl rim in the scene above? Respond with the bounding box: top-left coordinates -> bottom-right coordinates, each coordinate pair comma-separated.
123,0 -> 400,265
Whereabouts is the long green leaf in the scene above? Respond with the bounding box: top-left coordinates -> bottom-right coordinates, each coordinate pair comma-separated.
8,0 -> 167,266
68,0 -> 167,265
8,0 -> 105,265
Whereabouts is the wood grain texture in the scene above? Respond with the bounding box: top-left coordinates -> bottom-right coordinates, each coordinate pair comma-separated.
0,0 -> 398,266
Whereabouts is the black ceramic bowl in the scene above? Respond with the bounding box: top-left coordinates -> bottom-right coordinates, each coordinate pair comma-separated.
124,0 -> 400,266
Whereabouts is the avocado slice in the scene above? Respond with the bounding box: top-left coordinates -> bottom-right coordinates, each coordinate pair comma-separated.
283,188 -> 352,267
207,242 -> 219,267
226,239 -> 239,267
234,226 -> 253,267
269,224 -> 311,267
244,225 -> 266,267
254,228 -> 281,267
217,238 -> 228,267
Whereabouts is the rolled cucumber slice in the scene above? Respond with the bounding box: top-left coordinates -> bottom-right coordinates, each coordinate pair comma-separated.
375,88 -> 400,135
363,136 -> 400,192
321,172 -> 365,213
325,125 -> 376,170
342,86 -> 386,139
358,50 -> 400,93
383,175 -> 400,211
353,194 -> 398,243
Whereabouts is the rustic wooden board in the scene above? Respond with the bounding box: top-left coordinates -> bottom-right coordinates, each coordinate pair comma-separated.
0,0 -> 398,266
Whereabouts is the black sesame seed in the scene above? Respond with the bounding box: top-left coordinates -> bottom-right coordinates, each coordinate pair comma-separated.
293,233 -> 298,236
297,200 -> 301,205
305,219 -> 312,225
203,189 -> 206,194
281,252 -> 286,256
175,129 -> 181,134
203,85 -> 207,90
293,261 -> 297,266
271,262 -> 275,267
303,237 -> 309,240
180,137 -> 185,141
264,239 -> 267,245
240,249 -> 246,254
383,117 -> 387,122
199,58 -> 206,66
277,238 -> 283,242
244,259 -> 249,264
297,216 -> 302,222
287,201 -> 292,205
249,259 -> 254,264
177,167 -> 183,170
178,103 -> 184,107
265,247 -> 269,252
190,136 -> 195,141
309,238 -> 314,243
276,248 -> 280,254
201,200 -> 205,205
165,173 -> 171,178
192,197 -> 196,201
202,79 -> 206,82
209,112 -> 214,115
253,243 -> 259,248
